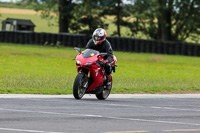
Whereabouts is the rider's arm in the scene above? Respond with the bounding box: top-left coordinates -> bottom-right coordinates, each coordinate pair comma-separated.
105,40 -> 113,63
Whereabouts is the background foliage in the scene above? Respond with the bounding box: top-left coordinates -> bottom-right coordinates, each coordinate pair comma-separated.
1,0 -> 200,43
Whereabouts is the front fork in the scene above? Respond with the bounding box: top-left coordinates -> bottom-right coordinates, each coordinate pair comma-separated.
83,71 -> 90,88
78,68 -> 90,89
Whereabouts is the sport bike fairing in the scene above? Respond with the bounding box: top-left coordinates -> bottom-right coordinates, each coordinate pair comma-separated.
75,49 -> 104,92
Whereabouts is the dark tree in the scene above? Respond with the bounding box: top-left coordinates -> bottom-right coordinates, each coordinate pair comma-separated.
71,0 -> 108,35
22,0 -> 74,33
58,0 -> 74,33
100,0 -> 131,37
129,0 -> 200,42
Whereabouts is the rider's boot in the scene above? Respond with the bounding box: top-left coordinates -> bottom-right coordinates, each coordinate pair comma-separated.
106,75 -> 112,90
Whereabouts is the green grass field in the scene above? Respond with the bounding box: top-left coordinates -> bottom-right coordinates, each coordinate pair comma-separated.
1,43 -> 200,94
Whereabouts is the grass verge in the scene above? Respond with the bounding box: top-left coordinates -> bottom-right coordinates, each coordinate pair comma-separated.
1,43 -> 200,94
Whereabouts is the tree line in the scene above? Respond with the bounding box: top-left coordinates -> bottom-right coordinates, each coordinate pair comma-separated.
17,0 -> 200,43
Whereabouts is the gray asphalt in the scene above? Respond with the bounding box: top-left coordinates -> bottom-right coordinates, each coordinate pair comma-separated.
0,95 -> 200,133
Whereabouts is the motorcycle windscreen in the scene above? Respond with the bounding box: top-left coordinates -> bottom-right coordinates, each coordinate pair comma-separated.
82,49 -> 99,58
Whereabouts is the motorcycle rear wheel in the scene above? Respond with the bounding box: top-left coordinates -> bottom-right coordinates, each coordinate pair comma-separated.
96,77 -> 112,100
73,73 -> 87,99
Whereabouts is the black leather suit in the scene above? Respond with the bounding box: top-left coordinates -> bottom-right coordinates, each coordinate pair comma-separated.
86,39 -> 113,75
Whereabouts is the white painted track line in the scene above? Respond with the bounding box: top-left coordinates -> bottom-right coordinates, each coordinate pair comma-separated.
0,107 -> 200,126
0,127 -> 66,133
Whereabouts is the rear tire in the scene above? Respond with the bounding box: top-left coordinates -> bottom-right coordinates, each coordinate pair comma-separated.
73,73 -> 87,100
96,77 -> 112,100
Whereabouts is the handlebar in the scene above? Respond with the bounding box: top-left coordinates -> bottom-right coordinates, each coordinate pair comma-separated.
96,59 -> 106,66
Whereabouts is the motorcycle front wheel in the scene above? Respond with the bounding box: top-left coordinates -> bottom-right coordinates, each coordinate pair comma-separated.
73,73 -> 88,100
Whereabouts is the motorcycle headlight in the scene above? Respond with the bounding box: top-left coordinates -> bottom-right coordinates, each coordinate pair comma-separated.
84,62 -> 93,66
76,59 -> 81,65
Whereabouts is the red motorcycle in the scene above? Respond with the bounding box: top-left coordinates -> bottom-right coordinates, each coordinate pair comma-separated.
73,47 -> 117,100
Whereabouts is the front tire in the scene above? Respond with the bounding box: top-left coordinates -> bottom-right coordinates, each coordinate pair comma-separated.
73,73 -> 88,100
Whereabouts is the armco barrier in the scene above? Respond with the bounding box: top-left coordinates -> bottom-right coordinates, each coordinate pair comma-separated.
0,31 -> 200,57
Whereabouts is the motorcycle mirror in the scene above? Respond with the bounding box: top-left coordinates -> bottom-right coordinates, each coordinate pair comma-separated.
98,53 -> 108,57
74,47 -> 81,53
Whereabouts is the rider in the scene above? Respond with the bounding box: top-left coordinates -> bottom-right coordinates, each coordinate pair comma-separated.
86,28 -> 113,88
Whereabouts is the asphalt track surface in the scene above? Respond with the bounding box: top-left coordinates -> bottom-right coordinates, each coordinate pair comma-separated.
0,94 -> 200,133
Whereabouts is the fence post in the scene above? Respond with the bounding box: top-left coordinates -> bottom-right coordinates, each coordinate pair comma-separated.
19,32 -> 25,44
174,42 -> 181,55
151,40 -> 157,53
114,37 -> 120,51
45,33 -> 51,45
79,35 -> 87,48
145,40 -> 151,53
83,35 -> 90,47
29,32 -> 35,44
51,33 -> 58,46
62,34 -> 68,46
107,37 -> 117,51
39,33 -> 46,45
24,32 -> 30,44
71,34 -> 77,47
35,32 -> 41,45
57,33 -> 63,46
5,31 -> 10,43
0,32 -> 4,42
143,40 -> 148,53
121,38 -> 127,51
8,32 -> 14,43
134,39 -> 140,53
79,35 -> 82,47
139,39 -> 145,53
13,32 -> 18,43
117,38 -> 122,51
68,34 -> 73,47
127,38 -> 134,52
73,34 -> 79,47
193,44 -> 200,57
163,42 -> 169,54
187,44 -> 194,56
168,42 -> 175,55
181,43 -> 187,56
157,41 -> 164,54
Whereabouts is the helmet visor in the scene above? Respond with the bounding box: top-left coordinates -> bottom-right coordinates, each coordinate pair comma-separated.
94,36 -> 103,41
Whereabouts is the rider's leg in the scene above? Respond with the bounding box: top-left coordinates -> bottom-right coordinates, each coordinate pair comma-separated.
104,64 -> 112,89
